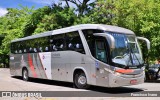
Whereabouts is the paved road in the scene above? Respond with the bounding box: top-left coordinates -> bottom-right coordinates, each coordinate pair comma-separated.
0,68 -> 160,100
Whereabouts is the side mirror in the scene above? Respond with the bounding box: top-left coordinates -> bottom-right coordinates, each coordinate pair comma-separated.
93,33 -> 115,49
137,37 -> 150,50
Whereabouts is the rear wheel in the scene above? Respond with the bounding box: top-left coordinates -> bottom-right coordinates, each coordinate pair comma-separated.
74,72 -> 89,89
22,69 -> 29,81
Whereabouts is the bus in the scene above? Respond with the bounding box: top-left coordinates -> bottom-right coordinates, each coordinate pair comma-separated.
10,24 -> 150,88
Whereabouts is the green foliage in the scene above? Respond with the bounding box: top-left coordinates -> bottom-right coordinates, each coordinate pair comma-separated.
61,0 -> 96,16
0,7 -> 34,54
34,8 -> 76,34
23,6 -> 51,36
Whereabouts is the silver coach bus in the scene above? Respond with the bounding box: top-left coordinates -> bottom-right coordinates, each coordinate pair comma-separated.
10,24 -> 150,88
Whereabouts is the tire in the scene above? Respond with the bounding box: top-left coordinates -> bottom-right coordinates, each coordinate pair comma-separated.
22,69 -> 29,81
74,72 -> 89,89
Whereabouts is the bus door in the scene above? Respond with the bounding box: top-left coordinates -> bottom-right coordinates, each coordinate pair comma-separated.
95,37 -> 110,86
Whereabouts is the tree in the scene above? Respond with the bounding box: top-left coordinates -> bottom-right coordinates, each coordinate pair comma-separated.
62,0 -> 96,16
34,7 -> 76,34
23,6 -> 51,36
0,7 -> 34,54
22,3 -> 77,35
74,0 -> 115,24
0,6 -> 34,67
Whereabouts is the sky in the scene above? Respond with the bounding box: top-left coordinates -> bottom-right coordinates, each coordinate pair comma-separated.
0,0 -> 58,16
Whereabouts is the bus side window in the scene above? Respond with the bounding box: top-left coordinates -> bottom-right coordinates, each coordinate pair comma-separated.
50,34 -> 65,51
19,50 -> 22,53
29,47 -> 33,53
39,47 -> 42,52
52,45 -> 57,51
59,44 -> 63,49
11,42 -> 16,54
22,41 -> 27,53
82,29 -> 109,63
36,36 -> 50,52
45,46 -> 49,52
24,49 -> 27,53
34,48 -> 37,52
66,31 -> 85,54
68,43 -> 74,50
18,43 -> 23,54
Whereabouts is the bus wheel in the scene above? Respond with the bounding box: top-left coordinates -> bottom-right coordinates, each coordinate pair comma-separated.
74,72 -> 89,89
22,69 -> 29,81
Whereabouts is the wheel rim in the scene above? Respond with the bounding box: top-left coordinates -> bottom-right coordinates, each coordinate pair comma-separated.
78,75 -> 86,85
23,70 -> 28,79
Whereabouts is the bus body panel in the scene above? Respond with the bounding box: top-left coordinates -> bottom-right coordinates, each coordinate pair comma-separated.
39,52 -> 52,79
51,51 -> 93,83
95,61 -> 110,87
10,54 -> 22,76
51,51 -> 69,81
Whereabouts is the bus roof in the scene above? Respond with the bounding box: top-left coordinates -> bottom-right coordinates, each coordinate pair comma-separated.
11,24 -> 134,43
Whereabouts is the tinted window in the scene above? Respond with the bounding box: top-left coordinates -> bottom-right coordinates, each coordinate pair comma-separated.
11,36 -> 50,54
66,31 -> 85,54
82,29 -> 109,63
95,39 -> 107,63
82,29 -> 103,57
11,31 -> 85,54
50,34 -> 65,51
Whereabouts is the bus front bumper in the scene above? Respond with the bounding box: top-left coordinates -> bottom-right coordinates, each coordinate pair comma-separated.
108,73 -> 144,87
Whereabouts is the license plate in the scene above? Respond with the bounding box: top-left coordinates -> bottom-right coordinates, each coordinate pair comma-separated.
130,80 -> 137,84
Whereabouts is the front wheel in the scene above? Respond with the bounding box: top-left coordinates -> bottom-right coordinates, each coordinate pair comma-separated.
74,72 -> 89,89
22,69 -> 29,81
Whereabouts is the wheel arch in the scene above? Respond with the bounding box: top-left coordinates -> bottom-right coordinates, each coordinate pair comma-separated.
22,66 -> 29,77
73,67 -> 90,84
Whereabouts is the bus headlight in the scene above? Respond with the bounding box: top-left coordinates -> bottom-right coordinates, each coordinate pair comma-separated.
115,72 -> 121,76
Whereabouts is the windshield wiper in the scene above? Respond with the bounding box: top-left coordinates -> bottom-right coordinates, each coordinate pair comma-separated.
126,43 -> 141,68
130,47 -> 143,68
125,46 -> 133,68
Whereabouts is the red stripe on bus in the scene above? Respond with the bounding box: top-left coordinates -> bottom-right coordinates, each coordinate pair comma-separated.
115,69 -> 134,74
28,54 -> 37,77
38,53 -> 48,79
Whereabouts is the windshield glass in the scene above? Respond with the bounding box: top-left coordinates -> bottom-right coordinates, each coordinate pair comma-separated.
108,32 -> 143,68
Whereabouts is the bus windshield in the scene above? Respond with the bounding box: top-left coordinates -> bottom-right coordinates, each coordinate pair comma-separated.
108,32 -> 143,68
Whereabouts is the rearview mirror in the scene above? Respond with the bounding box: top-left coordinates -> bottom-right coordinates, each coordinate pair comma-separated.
93,33 -> 115,49
137,37 -> 150,50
